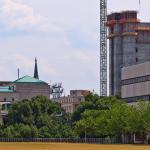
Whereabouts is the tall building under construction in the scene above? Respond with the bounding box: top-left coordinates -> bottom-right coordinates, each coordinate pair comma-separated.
107,11 -> 150,97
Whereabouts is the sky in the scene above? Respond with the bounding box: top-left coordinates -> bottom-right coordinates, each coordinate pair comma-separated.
0,0 -> 149,95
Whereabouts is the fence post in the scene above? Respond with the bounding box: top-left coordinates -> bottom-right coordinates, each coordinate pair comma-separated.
84,130 -> 87,143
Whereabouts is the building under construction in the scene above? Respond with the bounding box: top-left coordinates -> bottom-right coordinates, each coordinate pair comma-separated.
107,11 -> 150,98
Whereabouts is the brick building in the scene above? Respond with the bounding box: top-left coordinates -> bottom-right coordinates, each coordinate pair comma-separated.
0,58 -> 50,124
0,76 -> 50,102
0,58 -> 50,102
55,90 -> 91,113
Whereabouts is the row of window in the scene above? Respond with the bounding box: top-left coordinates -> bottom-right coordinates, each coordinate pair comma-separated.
63,105 -> 73,112
60,97 -> 82,104
1,103 -> 12,110
122,75 -> 150,85
123,95 -> 150,103
4,98 -> 15,102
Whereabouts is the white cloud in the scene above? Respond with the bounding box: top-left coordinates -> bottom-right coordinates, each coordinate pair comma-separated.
0,0 -> 60,32
0,0 -> 100,94
0,0 -> 149,95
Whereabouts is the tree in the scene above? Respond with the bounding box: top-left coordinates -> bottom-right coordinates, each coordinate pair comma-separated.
73,94 -> 127,138
72,93 -> 121,122
8,100 -> 34,125
105,103 -> 130,136
74,97 -> 149,139
2,96 -> 75,138
126,102 -> 150,135
75,110 -> 98,137
1,124 -> 39,138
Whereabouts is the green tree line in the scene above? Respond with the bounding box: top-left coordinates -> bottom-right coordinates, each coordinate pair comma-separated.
0,94 -> 150,140
74,94 -> 150,142
0,96 -> 75,138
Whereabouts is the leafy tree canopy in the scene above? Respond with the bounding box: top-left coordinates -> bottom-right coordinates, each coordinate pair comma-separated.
1,96 -> 75,138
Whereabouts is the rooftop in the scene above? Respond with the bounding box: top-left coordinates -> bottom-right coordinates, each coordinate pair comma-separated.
13,76 -> 46,84
0,86 -> 14,93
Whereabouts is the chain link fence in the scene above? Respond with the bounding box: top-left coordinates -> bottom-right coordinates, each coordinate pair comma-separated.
0,137 -> 128,144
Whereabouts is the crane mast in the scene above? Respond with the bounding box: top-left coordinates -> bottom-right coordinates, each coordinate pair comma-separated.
100,0 -> 107,96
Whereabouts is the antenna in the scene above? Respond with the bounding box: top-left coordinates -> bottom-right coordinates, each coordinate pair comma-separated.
17,68 -> 20,79
138,0 -> 141,15
50,83 -> 64,99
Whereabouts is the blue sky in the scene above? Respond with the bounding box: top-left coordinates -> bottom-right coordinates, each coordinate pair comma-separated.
0,0 -> 149,94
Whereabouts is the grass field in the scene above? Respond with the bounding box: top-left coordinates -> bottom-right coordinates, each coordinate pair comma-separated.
0,143 -> 149,150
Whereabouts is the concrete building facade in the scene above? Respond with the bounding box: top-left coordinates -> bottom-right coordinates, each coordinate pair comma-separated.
121,61 -> 150,102
107,11 -> 150,96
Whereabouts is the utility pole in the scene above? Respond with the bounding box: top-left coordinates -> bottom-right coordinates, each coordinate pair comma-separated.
100,0 -> 107,96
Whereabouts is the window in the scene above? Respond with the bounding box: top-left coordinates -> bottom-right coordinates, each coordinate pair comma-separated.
78,98 -> 82,102
72,91 -> 76,95
136,58 -> 138,62
122,75 -> 150,85
135,48 -> 138,53
7,104 -> 11,110
2,104 -> 5,110
135,38 -> 138,43
148,76 -> 150,81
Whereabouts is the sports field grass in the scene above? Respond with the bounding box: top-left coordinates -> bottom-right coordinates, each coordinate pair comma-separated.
0,143 -> 149,150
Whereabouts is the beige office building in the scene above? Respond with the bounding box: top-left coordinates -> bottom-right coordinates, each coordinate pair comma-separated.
55,90 -> 91,113
121,61 -> 150,102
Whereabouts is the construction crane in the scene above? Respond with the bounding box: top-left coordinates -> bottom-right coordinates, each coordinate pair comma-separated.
100,0 -> 141,96
100,0 -> 107,96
